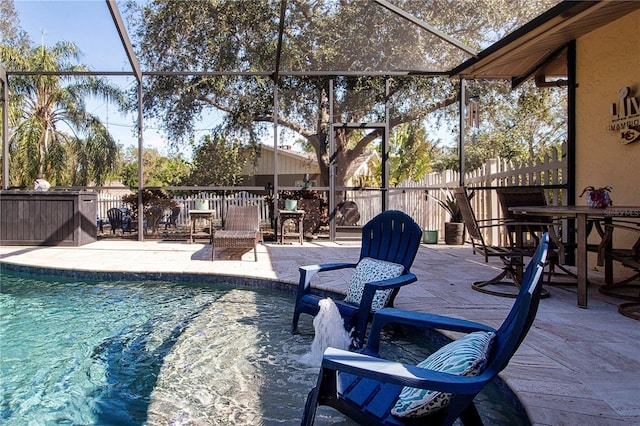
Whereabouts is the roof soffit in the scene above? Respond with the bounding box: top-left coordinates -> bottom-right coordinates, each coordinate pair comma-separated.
451,1 -> 640,83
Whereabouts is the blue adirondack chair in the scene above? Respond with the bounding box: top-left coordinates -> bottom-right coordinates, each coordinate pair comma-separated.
291,210 -> 423,345
302,233 -> 550,426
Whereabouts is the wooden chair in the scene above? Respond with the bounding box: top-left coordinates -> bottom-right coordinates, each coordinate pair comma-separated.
454,187 -> 548,298
302,234 -> 550,426
211,205 -> 262,261
165,206 -> 181,229
145,206 -> 164,235
291,210 -> 422,345
597,223 -> 640,320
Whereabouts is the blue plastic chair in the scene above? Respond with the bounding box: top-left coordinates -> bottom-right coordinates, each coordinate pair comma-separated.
302,233 -> 550,426
291,210 -> 423,345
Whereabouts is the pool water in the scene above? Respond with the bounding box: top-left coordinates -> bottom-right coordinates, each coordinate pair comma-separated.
0,270 -> 529,425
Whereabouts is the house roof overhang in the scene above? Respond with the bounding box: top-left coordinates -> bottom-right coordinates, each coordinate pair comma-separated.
450,1 -> 640,88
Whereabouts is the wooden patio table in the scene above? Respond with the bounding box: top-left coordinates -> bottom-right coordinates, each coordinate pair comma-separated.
509,205 -> 640,308
189,209 -> 217,243
277,209 -> 305,245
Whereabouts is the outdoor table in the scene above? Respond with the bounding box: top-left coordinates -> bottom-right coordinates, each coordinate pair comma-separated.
509,205 -> 640,308
278,209 -> 305,244
189,210 -> 216,243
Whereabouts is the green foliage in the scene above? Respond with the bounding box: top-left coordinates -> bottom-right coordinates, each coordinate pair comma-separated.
180,132 -> 256,187
1,40 -> 126,187
1,0 -> 28,48
128,0 -> 560,187
388,122 -> 435,186
474,80 -> 566,163
274,189 -> 324,201
120,146 -> 190,188
426,188 -> 474,223
430,79 -> 567,172
121,189 -> 177,220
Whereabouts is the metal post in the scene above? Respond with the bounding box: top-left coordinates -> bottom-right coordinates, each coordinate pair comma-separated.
567,40 -> 577,207
273,80 -> 279,227
565,40 -> 577,264
382,76 -> 390,211
329,79 -> 336,241
458,78 -> 466,187
1,66 -> 8,189
137,82 -> 144,241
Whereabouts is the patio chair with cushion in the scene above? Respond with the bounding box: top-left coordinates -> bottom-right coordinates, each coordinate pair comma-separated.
291,210 -> 422,346
211,205 -> 262,261
454,187 -> 548,298
301,233 -> 550,426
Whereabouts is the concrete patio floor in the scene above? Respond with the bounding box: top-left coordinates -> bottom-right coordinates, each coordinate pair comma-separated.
1,238 -> 638,425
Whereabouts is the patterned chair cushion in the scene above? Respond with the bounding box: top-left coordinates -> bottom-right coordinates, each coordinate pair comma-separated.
343,257 -> 405,311
391,331 -> 495,418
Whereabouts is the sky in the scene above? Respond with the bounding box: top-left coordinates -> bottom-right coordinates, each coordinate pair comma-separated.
12,0 -> 191,156
10,0 -> 459,158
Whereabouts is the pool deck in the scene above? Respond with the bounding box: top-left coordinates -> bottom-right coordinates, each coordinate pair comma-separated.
1,238 -> 638,425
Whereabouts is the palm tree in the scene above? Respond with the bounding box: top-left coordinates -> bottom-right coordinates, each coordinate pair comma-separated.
1,41 -> 126,187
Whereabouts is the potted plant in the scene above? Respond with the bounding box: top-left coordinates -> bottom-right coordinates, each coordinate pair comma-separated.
265,189 -> 328,236
122,189 -> 178,234
427,188 -> 467,245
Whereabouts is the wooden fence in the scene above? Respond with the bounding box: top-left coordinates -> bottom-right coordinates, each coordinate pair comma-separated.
349,146 -> 566,244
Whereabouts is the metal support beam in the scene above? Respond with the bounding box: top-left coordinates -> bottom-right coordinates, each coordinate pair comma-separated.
137,83 -> 144,241
458,78 -> 466,187
273,0 -> 287,82
329,79 -> 335,241
1,65 -> 8,189
373,0 -> 478,56
565,40 -> 577,264
382,76 -> 390,211
567,40 -> 576,207
105,0 -> 142,83
273,80 -> 280,227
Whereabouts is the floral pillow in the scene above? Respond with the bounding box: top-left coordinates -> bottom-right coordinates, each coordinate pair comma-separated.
391,331 -> 495,418
343,257 -> 405,311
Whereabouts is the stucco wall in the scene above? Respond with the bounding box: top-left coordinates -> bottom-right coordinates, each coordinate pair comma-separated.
576,10 -> 640,204
576,9 -> 640,271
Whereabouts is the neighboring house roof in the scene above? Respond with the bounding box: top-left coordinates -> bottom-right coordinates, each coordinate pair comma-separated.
242,144 -> 320,176
100,180 -> 132,197
258,143 -> 318,163
243,144 -> 379,184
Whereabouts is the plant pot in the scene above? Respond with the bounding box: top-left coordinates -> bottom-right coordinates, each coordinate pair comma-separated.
284,199 -> 298,211
444,222 -> 465,245
195,200 -> 209,210
422,230 -> 438,244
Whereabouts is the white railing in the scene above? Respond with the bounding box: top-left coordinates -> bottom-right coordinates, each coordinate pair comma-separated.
97,145 -> 566,244
96,193 -> 126,222
98,191 -> 270,228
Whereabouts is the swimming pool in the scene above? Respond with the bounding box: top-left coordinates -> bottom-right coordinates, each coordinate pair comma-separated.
0,268 -> 529,425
